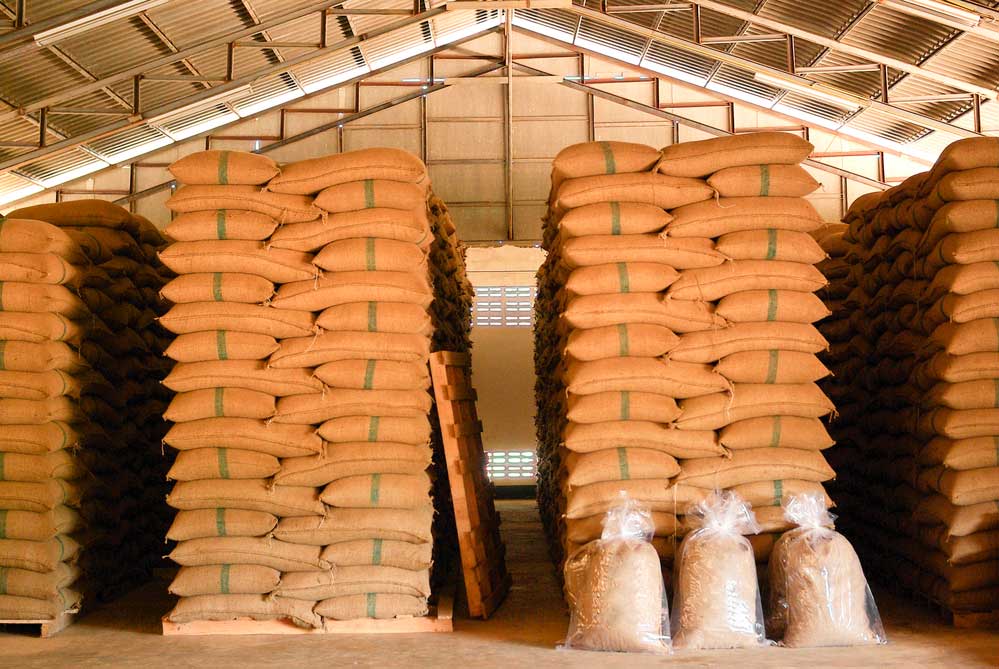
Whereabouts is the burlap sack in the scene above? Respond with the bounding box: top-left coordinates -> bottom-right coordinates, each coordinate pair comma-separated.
320,539 -> 432,570
166,508 -> 278,541
666,260 -> 827,301
0,480 -> 80,512
676,383 -> 834,430
167,447 -> 281,481
0,218 -> 86,261
930,167 -> 999,205
159,241 -> 318,283
564,448 -> 680,487
657,132 -> 812,178
720,416 -> 834,451
563,421 -> 724,459
918,351 -> 999,385
565,480 -> 708,520
166,185 -> 320,223
557,201 -> 672,237
666,197 -> 822,238
164,388 -> 276,422
8,200 -> 133,229
165,210 -> 278,241
554,173 -> 713,213
269,332 -> 429,368
164,417 -> 322,458
0,536 -> 79,572
924,379 -> 999,410
707,164 -> 819,197
565,357 -> 728,398
925,230 -> 999,268
919,466 -> 999,506
160,273 -> 275,304
268,209 -> 429,252
715,229 -> 827,263
273,442 -> 430,487
169,564 -> 281,597
927,290 -> 999,325
0,370 -> 81,401
0,397 -> 79,425
169,150 -> 279,186
565,262 -> 680,296
0,450 -> 79,481
313,359 -> 429,390
164,331 -> 280,363
0,283 -> 85,317
164,360 -> 322,396
920,526 -> 999,565
727,480 -> 831,510
567,391 -> 682,424
716,350 -> 830,384
273,389 -> 431,424
0,422 -> 81,455
266,148 -> 428,195
277,565 -> 430,600
679,449 -> 834,488
565,323 -> 681,361
313,237 -> 427,273
922,200 -> 999,250
0,252 -> 80,285
271,271 -> 432,311
315,301 -> 432,335
927,261 -> 999,298
167,594 -> 320,628
275,507 -> 434,546
564,511 -> 679,544
318,415 -> 431,445
0,593 -> 80,621
668,323 -> 827,363
559,235 -> 725,270
715,289 -> 830,324
159,303 -> 315,338
564,293 -> 726,333
550,140 -> 662,193
928,319 -> 999,356
0,562 -> 78,599
319,472 -> 431,509
313,179 -> 427,213
923,137 -> 999,192
315,593 -> 428,620
167,479 -> 324,517
919,436 -> 999,471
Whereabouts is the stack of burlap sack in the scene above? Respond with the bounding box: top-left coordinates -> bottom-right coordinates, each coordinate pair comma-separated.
822,137 -> 999,614
535,132 -> 837,575
161,148 -> 469,627
0,200 -> 171,621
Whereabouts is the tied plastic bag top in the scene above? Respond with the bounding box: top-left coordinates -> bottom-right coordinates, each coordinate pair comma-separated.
670,490 -> 768,650
767,493 -> 887,647
561,493 -> 670,654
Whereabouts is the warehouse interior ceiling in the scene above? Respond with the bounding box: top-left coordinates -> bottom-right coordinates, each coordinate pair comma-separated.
0,0 -> 997,212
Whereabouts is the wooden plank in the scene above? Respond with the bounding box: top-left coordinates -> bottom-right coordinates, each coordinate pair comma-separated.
443,386 -> 477,402
0,609 -> 77,637
447,420 -> 483,438
432,351 -> 471,366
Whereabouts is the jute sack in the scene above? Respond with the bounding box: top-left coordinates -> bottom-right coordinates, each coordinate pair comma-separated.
743,505 -> 800,533
0,479 -> 81,512
924,379 -> 999,410
320,539 -> 432,570
0,506 -> 80,541
169,150 -> 279,186
272,389 -> 431,424
716,350 -> 830,384
926,290 -> 999,325
923,137 -> 999,192
313,359 -> 429,390
550,140 -> 662,190
315,593 -> 428,620
164,361 -> 322,396
560,235 -> 725,270
166,447 -> 281,481
159,241 -> 317,283
928,319 -> 999,356
715,289 -> 830,324
277,566 -> 430,600
926,230 -> 999,268
167,594 -> 320,628
0,563 -> 77,599
316,301 -> 431,335
554,173 -> 713,213
314,237 -> 427,273
164,417 -> 322,458
0,536 -> 79,572
914,494 -> 999,537
668,323 -> 827,364
921,200 -> 999,250
0,219 -> 86,261
166,508 -> 278,541
0,450 -> 79,481
0,283 -> 85,318
270,271 -> 431,311
0,370 -> 82,401
926,262 -> 999,298
159,303 -> 315,338
563,421 -> 725,459
266,148 -> 428,195
565,262 -> 680,296
163,388 -> 275,423
720,416 -> 834,451
667,261 -> 827,301
269,209 -> 429,252
273,442 -> 431,486
169,564 -> 281,597
676,383 -> 834,431
567,391 -> 682,424
313,179 -> 427,213
707,164 -> 819,198
275,507 -> 434,545
657,132 -> 812,178
319,472 -> 431,509
164,331 -> 280,363
67,227 -> 141,259
564,448 -> 680,487
0,253 -> 80,285
565,357 -> 729,398
565,480 -> 708,519
715,229 -> 827,264
564,511 -> 679,544
564,293 -> 726,333
917,352 -> 999,385
678,449 -> 834,488
318,415 -> 431,445
160,273 -> 275,304
167,480 -> 324,517
930,167 -> 999,206
0,397 -> 79,425
165,210 -> 278,242
918,466 -> 999,506
918,436 -> 999,470
557,201 -> 672,237
0,593 -> 81,621
166,185 -> 320,224
728,480 -> 831,509
921,526 -> 999,565
269,332 -> 430,369
8,200 -> 134,229
566,323 -> 679,360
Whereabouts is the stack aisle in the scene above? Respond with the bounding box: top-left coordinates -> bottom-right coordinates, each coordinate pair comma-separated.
535,132 -> 838,581
0,200 -> 171,623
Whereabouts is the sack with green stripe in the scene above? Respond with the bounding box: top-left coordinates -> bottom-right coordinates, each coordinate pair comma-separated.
167,447 -> 280,482
564,357 -> 729,398
556,201 -> 672,238
0,562 -> 78,600
314,237 -> 428,273
315,592 -> 428,621
0,591 -> 82,621
706,164 -> 819,198
679,448 -> 835,489
563,509 -> 679,545
715,289 -> 830,324
277,565 -> 430,600
166,186 -> 320,224
676,383 -> 834,431
0,370 -> 82,401
0,506 -> 80,542
265,147 -> 428,196
269,331 -> 430,369
565,262 -> 680,296
317,415 -> 431,445
563,421 -> 724,459
271,208 -> 430,253
550,140 -> 662,198
319,472 -> 431,510
667,260 -> 827,302
0,480 -> 82,513
715,229 -> 827,264
160,273 -> 275,305
167,594 -> 320,629
719,416 -> 834,451
0,536 -> 80,573
567,391 -> 682,424
314,179 -> 427,213
315,301 -> 431,335
166,508 -> 278,542
727,480 -> 831,511
274,442 -> 431,487
164,331 -> 279,363
164,388 -> 276,422
273,388 -> 432,425
164,417 -> 322,458
564,479 -> 708,520
169,150 -> 279,186
564,447 -> 680,488
657,131 -> 812,178
560,234 -> 724,271
668,322 -> 828,364
169,536 -> 329,572
165,210 -> 279,242
716,347 -> 830,385
276,507 -> 434,546
164,361 -> 322,397
554,172 -> 713,217
666,197 -> 822,239
159,240 -> 318,283
167,479 -> 324,517
319,539 -> 432,571
566,323 -> 679,361
169,564 -> 281,597
0,252 -> 81,286
314,359 -> 429,391
271,270 -> 432,312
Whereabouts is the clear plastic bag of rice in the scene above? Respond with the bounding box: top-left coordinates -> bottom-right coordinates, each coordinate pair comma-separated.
670,489 -> 768,650
561,493 -> 670,654
766,493 -> 887,647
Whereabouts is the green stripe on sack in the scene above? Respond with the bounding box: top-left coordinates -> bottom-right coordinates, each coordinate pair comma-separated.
599,142 -> 617,174
367,302 -> 378,332
363,360 -> 377,390
366,592 -> 377,618
616,448 -> 630,480
617,262 -> 630,294
217,448 -> 230,479
216,330 -> 229,360
372,538 -> 383,565
765,350 -> 780,384
364,179 -> 376,209
760,164 -> 771,196
212,272 -> 224,301
0,341 -> 6,370
216,210 -> 227,240
619,391 -> 630,420
0,568 -> 6,595
217,151 -> 230,185
219,564 -> 231,595
365,237 -> 377,271
0,510 -> 6,539
766,289 -> 779,322
610,202 -> 621,235
0,452 -> 5,481
617,323 -> 630,357
369,473 -> 381,506
214,387 -> 225,417
769,416 -> 783,448
773,479 -> 783,506
216,508 -> 227,536
368,416 -> 380,442
765,228 -> 778,260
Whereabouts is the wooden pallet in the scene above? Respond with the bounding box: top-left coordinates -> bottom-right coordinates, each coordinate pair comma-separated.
429,350 -> 511,619
0,609 -> 76,637
162,594 -> 452,636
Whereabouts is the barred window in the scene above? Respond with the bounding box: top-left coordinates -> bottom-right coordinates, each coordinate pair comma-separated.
485,449 -> 537,482
471,286 -> 536,327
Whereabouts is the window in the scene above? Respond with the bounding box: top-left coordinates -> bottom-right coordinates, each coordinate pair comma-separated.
471,286 -> 536,328
486,449 -> 537,483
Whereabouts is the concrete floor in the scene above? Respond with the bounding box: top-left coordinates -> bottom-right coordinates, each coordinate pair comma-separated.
1,499 -> 997,668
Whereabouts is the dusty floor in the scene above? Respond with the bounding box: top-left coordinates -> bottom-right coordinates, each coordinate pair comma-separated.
1,499 -> 996,668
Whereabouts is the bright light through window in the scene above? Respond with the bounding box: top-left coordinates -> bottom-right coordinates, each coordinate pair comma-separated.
471,286 -> 536,328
